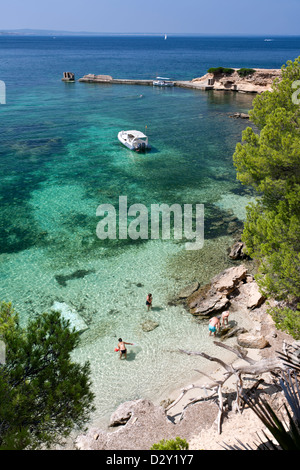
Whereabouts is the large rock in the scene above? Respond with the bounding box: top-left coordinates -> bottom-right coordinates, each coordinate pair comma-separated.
189,291 -> 230,316
211,265 -> 248,295
51,301 -> 88,334
188,265 -> 247,317
187,265 -> 265,318
109,399 -> 148,427
230,112 -> 250,119
178,281 -> 200,299
220,326 -> 248,341
141,319 -> 159,332
237,333 -> 269,349
229,241 -> 246,260
238,282 -> 265,309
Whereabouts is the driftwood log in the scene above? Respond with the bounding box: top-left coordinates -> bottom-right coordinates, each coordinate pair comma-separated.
166,341 -> 299,434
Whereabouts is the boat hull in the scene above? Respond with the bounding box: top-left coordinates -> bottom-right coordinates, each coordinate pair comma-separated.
118,131 -> 151,152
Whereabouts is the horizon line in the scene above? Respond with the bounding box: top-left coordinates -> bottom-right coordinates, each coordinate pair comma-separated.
1,29 -> 300,37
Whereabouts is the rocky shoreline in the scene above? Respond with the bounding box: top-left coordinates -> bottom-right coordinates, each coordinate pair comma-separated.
73,248 -> 294,450
185,68 -> 282,93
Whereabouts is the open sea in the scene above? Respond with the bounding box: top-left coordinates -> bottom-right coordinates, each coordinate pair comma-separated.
1,35 -> 300,428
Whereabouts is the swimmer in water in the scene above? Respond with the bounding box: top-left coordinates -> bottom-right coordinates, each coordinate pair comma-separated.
118,338 -> 133,360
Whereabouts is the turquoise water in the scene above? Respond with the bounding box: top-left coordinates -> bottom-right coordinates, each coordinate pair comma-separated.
1,36 -> 300,427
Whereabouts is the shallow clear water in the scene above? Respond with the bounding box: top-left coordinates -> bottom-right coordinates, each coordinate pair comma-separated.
1,35 -> 300,426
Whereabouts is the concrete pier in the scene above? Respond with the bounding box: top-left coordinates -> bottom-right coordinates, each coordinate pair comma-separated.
78,74 -> 153,86
76,69 -> 281,94
78,74 -> 212,90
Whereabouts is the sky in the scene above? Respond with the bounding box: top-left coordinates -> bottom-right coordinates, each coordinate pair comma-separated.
1,0 -> 300,35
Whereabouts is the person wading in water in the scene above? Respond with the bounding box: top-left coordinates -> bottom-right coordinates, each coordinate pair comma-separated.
117,338 -> 133,360
146,293 -> 152,311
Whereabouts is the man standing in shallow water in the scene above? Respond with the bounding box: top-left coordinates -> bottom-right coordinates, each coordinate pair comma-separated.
208,317 -> 220,337
118,338 -> 133,360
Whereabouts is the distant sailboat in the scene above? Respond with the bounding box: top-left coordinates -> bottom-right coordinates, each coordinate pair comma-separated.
164,34 -> 167,40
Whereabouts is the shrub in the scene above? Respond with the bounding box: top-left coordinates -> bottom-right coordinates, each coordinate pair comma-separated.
207,67 -> 234,75
237,68 -> 256,77
150,437 -> 189,450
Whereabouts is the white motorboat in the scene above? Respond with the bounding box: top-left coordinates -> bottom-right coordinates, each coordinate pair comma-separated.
153,76 -> 174,87
118,130 -> 151,152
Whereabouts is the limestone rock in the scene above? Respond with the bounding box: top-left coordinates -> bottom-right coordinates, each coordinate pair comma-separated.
188,265 -> 247,316
189,292 -> 230,316
178,281 -> 200,299
109,399 -> 142,427
220,326 -> 248,341
230,112 -> 250,119
75,428 -> 107,450
229,241 -> 246,260
190,68 -> 281,94
237,333 -> 269,349
211,265 -> 248,295
141,319 -> 159,332
238,282 -> 265,309
51,301 -> 88,334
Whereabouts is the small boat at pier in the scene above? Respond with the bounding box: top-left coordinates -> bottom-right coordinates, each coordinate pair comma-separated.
118,130 -> 151,152
153,76 -> 174,87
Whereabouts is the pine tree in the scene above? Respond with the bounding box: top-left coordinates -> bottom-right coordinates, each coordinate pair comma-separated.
0,303 -> 95,449
233,57 -> 300,339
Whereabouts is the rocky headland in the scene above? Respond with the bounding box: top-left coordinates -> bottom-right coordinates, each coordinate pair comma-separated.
183,68 -> 282,93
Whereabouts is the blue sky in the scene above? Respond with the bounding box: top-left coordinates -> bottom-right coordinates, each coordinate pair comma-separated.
1,0 -> 300,35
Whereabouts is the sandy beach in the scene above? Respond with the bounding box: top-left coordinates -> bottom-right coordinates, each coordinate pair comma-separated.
73,269 -> 293,451
166,347 -> 265,450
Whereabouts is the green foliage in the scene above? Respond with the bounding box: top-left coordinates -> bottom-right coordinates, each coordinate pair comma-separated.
207,67 -> 234,75
150,437 -> 189,450
0,301 -> 18,337
270,304 -> 300,339
0,305 -> 95,449
237,68 -> 256,77
233,56 -> 300,339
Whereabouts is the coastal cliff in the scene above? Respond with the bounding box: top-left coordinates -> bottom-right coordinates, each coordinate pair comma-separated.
185,68 -> 282,93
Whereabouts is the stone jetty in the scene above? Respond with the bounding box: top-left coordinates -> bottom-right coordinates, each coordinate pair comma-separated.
78,74 -> 153,86
76,68 -> 281,93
